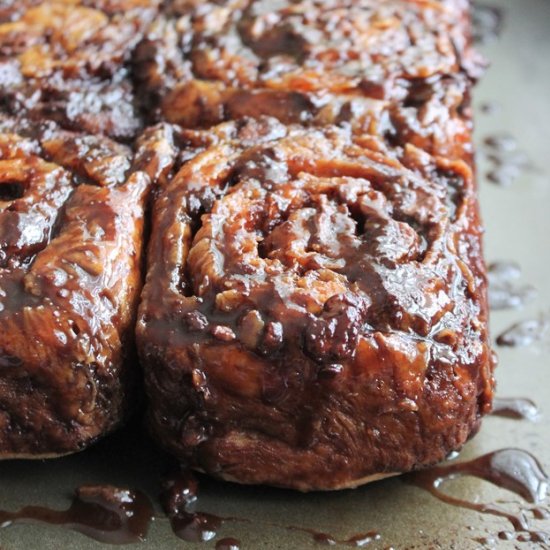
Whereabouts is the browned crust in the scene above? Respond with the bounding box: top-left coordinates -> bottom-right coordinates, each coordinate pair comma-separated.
137,114 -> 494,491
0,117 -> 150,457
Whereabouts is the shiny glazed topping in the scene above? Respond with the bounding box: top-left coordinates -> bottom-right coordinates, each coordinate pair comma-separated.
0,0 -> 160,140
0,116 -> 149,456
1,0 -> 496,499
137,116 -> 494,490
134,0 -> 480,160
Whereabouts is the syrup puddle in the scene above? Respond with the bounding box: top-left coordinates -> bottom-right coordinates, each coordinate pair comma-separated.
406,449 -> 549,542
496,313 -> 550,347
6,450 -> 547,547
215,537 -> 242,549
491,397 -> 540,422
472,2 -> 505,45
287,525 -> 381,547
487,261 -> 536,310
480,134 -> 534,187
162,468 -> 381,546
161,468 -> 234,543
0,485 -> 154,544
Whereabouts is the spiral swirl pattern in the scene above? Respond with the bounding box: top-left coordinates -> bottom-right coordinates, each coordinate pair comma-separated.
137,117 -> 492,489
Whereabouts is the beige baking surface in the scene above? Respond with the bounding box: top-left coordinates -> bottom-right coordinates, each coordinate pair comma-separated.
0,0 -> 549,548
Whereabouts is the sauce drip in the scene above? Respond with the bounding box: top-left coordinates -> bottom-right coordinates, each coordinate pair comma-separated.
484,135 -> 518,152
487,162 -> 525,188
498,529 -> 550,545
516,531 -> 550,544
345,531 -> 381,546
161,469 -> 228,543
0,485 -> 154,544
479,100 -> 500,115
496,314 -> 550,347
482,134 -> 532,187
533,507 -> 550,520
491,397 -> 540,422
163,468 -> 381,547
215,537 -> 241,550
287,525 -> 381,547
487,261 -> 536,310
472,2 -> 504,44
406,449 -> 549,536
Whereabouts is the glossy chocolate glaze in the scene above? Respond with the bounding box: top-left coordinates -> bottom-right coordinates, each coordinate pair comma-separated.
162,467 -> 385,546
1,0 -> 499,531
0,484 -> 154,544
407,448 -> 549,541
0,116 -> 149,456
0,1 -> 161,140
134,0 -> 482,161
161,468 -> 229,543
160,453 -> 547,547
136,115 -> 494,491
